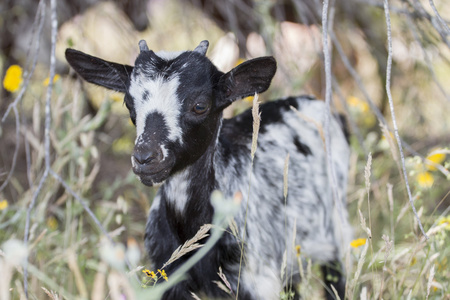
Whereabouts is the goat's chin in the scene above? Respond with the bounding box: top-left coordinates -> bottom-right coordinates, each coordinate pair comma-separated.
138,176 -> 164,187
131,156 -> 175,187
133,167 -> 171,187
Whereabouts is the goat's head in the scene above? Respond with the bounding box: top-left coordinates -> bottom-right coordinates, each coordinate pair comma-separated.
65,40 -> 276,186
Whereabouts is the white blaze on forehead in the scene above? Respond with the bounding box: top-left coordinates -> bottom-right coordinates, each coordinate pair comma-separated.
130,74 -> 183,144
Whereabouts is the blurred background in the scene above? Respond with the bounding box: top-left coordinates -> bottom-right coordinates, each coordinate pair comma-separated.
0,0 -> 449,299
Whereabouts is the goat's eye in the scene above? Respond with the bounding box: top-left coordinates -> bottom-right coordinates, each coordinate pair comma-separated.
193,103 -> 209,114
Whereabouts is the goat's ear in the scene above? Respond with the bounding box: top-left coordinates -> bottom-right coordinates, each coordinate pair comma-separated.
65,48 -> 133,93
217,56 -> 277,108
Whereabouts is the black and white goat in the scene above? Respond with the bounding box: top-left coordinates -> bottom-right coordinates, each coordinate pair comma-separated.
65,40 -> 352,300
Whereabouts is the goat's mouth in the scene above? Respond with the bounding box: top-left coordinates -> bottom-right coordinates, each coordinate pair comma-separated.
131,158 -> 175,187
137,172 -> 169,187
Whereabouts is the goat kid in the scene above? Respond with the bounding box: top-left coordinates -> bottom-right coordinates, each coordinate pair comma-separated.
66,40 -> 352,300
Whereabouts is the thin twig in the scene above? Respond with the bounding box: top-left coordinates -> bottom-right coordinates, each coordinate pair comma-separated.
0,0 -> 46,194
404,8 -> 450,103
321,0 -> 345,223
330,32 -> 388,125
0,106 -> 20,193
43,0 -> 58,170
24,169 -> 49,297
20,2 -> 140,291
23,0 -> 57,295
428,0 -> 450,36
383,0 -> 428,238
330,30 -> 440,167
49,170 -> 113,241
357,0 -> 418,16
24,113 -> 34,189
403,0 -> 450,48
1,0 -> 46,122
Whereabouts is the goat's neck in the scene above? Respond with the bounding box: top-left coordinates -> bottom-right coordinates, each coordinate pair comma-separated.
162,124 -> 221,242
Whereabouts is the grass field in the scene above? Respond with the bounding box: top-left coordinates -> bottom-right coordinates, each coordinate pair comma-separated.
0,0 -> 449,299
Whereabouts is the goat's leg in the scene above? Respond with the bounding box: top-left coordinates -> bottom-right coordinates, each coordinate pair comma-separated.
321,260 -> 345,300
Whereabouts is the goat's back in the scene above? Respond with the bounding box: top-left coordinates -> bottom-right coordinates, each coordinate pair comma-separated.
216,96 -> 352,299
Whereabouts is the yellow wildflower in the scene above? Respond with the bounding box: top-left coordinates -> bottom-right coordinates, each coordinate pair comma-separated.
347,96 -> 357,106
437,216 -> 450,231
158,269 -> 168,281
350,238 -> 366,248
436,256 -> 447,272
142,269 -> 157,279
43,74 -> 60,86
3,65 -> 23,92
347,96 -> 369,113
417,171 -> 434,189
235,58 -> 246,66
243,95 -> 254,103
46,216 -> 58,230
295,245 -> 301,257
381,131 -> 395,142
347,96 -> 375,127
109,92 -> 124,102
425,151 -> 446,171
0,199 -> 8,210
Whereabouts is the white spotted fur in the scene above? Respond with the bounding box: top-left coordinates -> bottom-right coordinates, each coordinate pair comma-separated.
155,97 -> 351,299
164,169 -> 190,214
213,98 -> 351,298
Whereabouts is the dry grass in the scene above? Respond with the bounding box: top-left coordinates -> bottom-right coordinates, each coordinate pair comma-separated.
161,224 -> 212,270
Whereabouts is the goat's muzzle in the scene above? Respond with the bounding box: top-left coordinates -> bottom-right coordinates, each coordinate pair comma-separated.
131,143 -> 174,186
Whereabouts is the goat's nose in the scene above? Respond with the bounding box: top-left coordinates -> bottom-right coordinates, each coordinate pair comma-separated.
133,144 -> 163,165
133,151 -> 156,165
